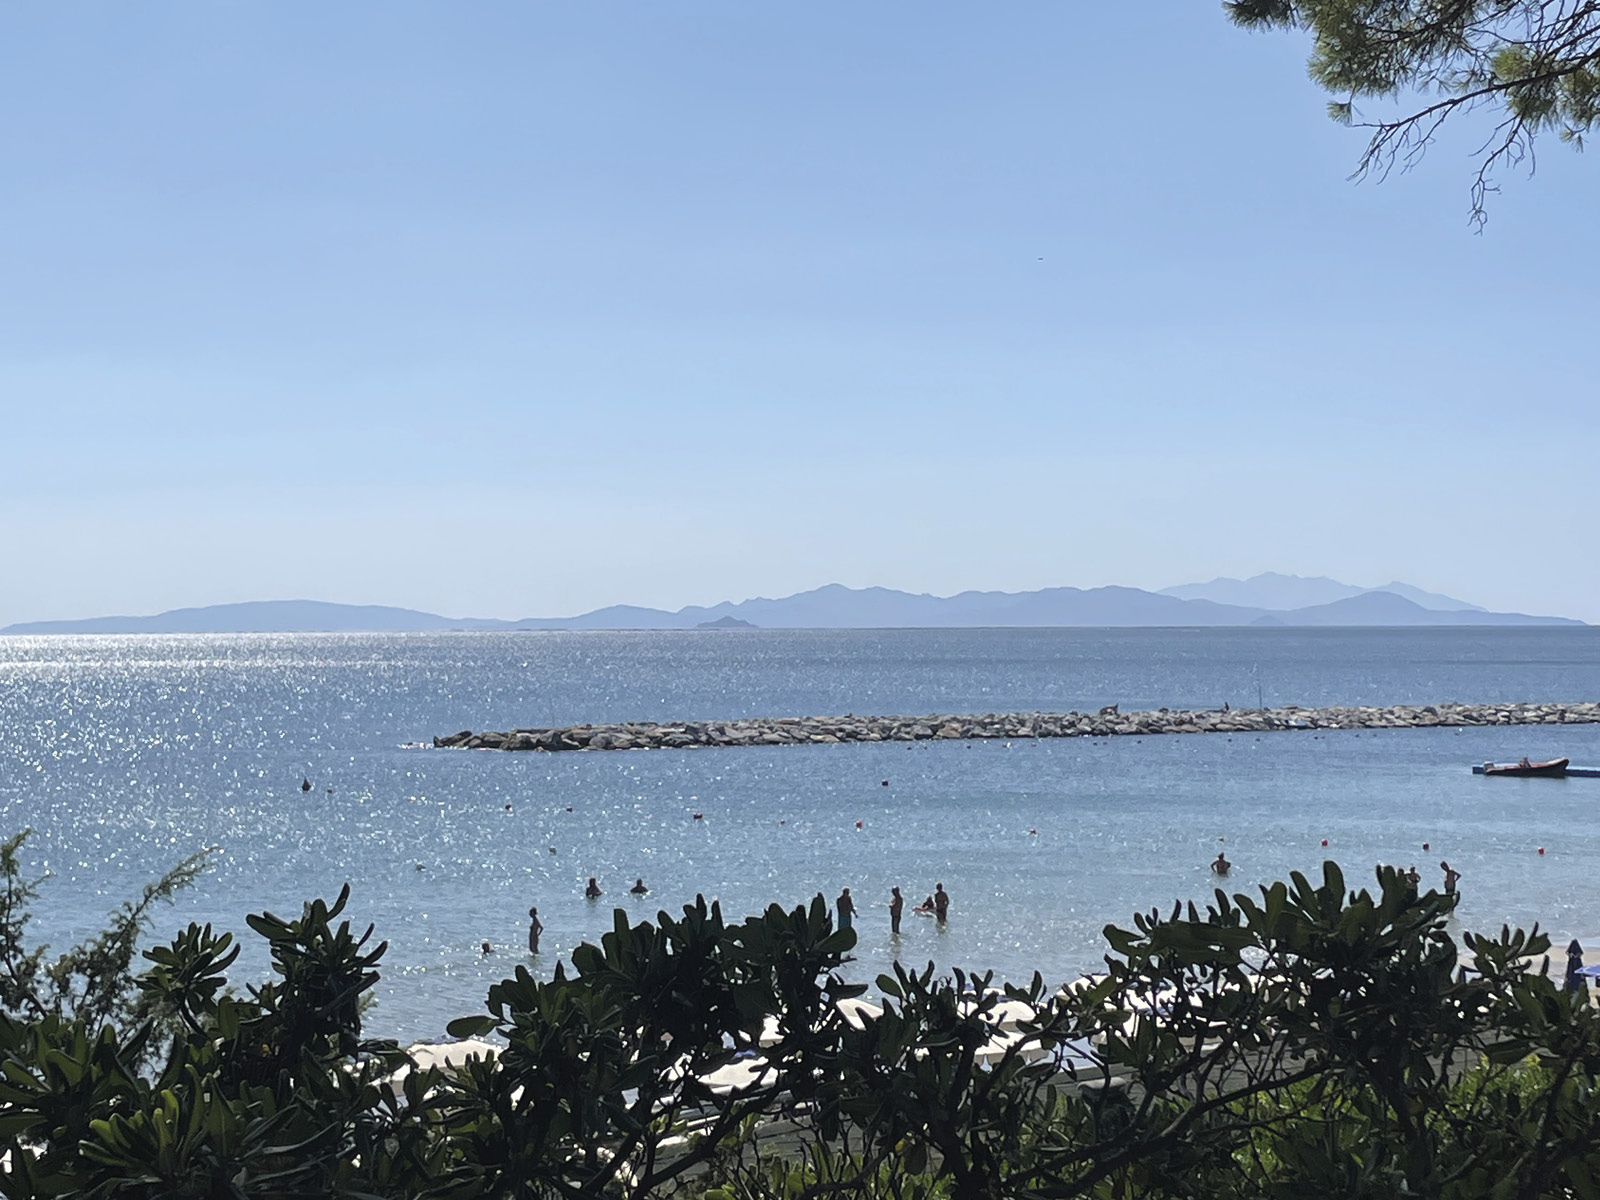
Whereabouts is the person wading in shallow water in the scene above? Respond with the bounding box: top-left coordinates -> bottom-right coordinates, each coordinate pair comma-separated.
527,907 -> 543,955
889,886 -> 904,936
836,887 -> 855,931
1441,861 -> 1461,896
1212,851 -> 1231,876
933,883 -> 949,926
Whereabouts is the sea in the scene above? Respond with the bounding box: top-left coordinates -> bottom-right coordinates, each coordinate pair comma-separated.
2,626 -> 1599,1043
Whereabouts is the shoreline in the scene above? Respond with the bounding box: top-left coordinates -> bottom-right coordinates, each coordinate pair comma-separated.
433,699 -> 1600,752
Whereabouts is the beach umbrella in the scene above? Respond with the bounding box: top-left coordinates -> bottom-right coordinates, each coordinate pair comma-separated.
756,997 -> 885,1046
837,996 -> 884,1028
956,994 -> 1037,1030
405,1038 -> 500,1073
696,1054 -> 775,1096
379,1037 -> 501,1095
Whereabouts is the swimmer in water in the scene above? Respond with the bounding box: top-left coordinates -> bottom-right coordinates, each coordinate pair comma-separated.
527,906 -> 543,955
1212,851 -> 1231,875
585,877 -> 602,899
630,878 -> 649,894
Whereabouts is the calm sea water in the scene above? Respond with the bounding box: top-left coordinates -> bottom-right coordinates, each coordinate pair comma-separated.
2,627 -> 1598,1042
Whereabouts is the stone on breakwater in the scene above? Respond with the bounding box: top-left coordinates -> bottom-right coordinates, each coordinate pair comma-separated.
431,700 -> 1600,753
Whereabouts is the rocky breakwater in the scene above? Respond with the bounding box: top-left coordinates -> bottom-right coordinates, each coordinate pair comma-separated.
433,700 -> 1600,753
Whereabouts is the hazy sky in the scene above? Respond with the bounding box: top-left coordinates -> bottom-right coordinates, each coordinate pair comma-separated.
3,4 -> 1595,625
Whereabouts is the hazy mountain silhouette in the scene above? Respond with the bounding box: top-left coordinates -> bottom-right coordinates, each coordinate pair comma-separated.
1161,572 -> 1483,612
1253,591 -> 1516,627
3,582 -> 1578,634
0,600 -> 464,635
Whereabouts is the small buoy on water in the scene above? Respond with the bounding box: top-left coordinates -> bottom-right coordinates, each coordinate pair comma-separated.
1539,847 -> 1546,855
693,813 -> 704,820
1321,839 -> 1328,846
566,806 -> 573,812
1218,836 -> 1225,842
779,819 -> 786,825
855,820 -> 863,829
881,780 -> 889,787
1422,842 -> 1429,851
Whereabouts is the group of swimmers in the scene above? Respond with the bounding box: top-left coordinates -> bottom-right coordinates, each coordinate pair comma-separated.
517,878 -> 952,956
582,876 -> 651,900
511,852 -> 1464,959
508,877 -> 653,956
1211,852 -> 1463,897
1399,862 -> 1463,895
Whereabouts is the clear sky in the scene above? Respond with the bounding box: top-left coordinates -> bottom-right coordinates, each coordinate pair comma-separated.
2,3 -> 1595,625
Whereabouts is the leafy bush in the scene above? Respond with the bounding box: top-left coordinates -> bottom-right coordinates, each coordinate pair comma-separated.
4,831 -> 1600,1198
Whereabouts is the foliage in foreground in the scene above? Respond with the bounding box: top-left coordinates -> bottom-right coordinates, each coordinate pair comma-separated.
1226,0 -> 1600,222
4,827 -> 1600,1197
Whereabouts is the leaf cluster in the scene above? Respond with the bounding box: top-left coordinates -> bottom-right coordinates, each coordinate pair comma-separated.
1225,1 -> 1600,221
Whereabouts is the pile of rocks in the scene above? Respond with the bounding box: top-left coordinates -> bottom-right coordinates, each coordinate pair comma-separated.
433,700 -> 1600,753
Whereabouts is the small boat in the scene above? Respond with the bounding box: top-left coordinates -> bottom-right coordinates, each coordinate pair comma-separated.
1478,757 -> 1570,778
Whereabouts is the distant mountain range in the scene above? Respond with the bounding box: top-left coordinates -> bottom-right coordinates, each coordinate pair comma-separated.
1159,572 -> 1486,613
1,576 -> 1581,634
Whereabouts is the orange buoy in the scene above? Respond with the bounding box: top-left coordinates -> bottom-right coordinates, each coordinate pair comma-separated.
1538,846 -> 1545,855
1321,839 -> 1328,846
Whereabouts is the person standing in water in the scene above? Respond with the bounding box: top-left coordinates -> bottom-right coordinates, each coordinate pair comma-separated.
836,887 -> 855,931
933,883 -> 949,925
1440,861 -> 1461,896
1212,851 -> 1231,876
889,886 -> 904,936
585,877 -> 602,899
527,907 -> 543,955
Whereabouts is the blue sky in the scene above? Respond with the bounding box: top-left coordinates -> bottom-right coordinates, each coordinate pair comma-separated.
2,3 -> 1595,625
